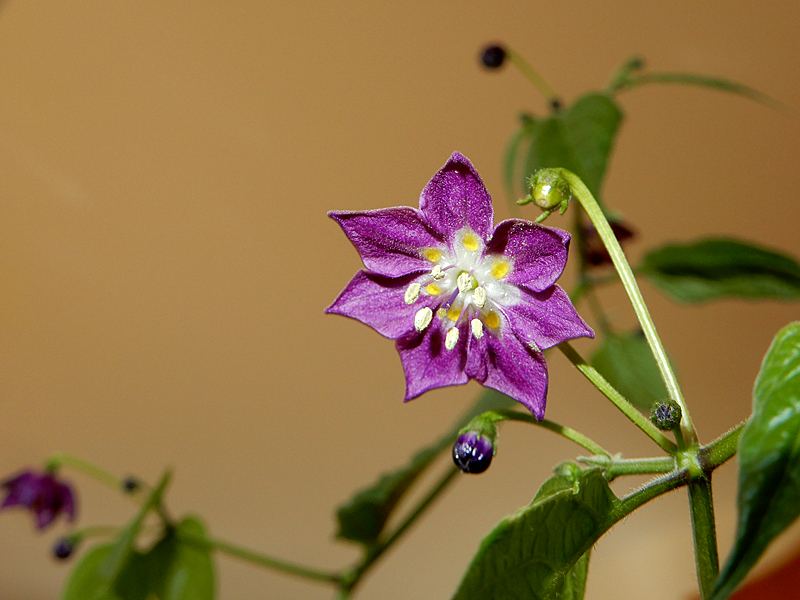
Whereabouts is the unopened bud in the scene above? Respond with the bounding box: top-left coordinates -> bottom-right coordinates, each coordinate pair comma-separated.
650,400 -> 682,431
521,169 -> 571,213
52,537 -> 75,560
453,431 -> 495,474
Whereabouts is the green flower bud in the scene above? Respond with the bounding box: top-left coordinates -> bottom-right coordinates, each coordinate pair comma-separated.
650,400 -> 682,431
521,169 -> 571,213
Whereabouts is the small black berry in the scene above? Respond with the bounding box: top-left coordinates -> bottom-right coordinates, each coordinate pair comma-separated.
480,45 -> 507,69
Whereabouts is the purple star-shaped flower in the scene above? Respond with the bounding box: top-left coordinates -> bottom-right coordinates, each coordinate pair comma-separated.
326,152 -> 592,418
1,469 -> 76,529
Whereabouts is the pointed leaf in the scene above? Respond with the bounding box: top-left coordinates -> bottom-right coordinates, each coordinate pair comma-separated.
710,322 -> 800,600
590,330 -> 670,410
641,238 -> 800,303
451,468 -> 616,600
620,72 -> 784,110
336,389 -> 514,544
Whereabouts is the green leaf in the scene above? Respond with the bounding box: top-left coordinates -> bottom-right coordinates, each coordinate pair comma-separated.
640,238 -> 800,303
710,322 -> 800,600
162,516 -> 216,600
590,330 -> 670,411
62,517 -> 216,600
336,388 -> 514,545
503,115 -> 536,200
451,468 -> 616,600
557,550 -> 591,600
520,93 -> 622,200
62,544 -> 120,600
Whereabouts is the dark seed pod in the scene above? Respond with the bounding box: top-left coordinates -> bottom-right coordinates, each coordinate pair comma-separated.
453,432 -> 494,474
480,44 -> 507,69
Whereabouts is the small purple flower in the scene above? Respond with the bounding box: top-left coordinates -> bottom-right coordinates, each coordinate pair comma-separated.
326,152 -> 592,418
453,431 -> 495,474
1,469 -> 76,529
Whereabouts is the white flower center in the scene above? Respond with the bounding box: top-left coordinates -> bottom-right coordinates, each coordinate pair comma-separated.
405,227 -> 518,349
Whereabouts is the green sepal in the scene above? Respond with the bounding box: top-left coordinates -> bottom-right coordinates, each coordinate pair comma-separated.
451,467 -> 616,600
335,389 -> 514,545
709,322 -> 800,600
590,330 -> 670,411
640,238 -> 800,303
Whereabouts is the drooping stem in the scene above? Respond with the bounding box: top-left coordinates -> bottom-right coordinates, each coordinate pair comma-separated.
481,409 -> 610,457
557,170 -> 697,445
505,46 -> 561,108
688,478 -> 720,599
340,467 -> 460,594
46,453 -> 124,491
558,342 -> 677,454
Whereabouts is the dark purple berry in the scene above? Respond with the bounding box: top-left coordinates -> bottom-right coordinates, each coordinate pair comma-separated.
480,45 -> 507,69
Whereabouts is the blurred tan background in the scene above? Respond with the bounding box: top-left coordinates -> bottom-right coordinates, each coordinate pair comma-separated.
0,2 -> 798,599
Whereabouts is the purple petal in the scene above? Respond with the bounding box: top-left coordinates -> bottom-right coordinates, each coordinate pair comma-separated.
36,507 -> 56,529
396,322 -> 469,400
326,271 -> 437,339
487,220 -> 570,292
60,483 -> 76,522
419,152 -> 494,242
503,285 -> 594,350
1,472 -> 39,508
329,208 -> 444,278
482,331 -> 549,419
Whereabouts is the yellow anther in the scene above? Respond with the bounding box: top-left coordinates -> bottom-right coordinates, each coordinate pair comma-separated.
436,307 -> 447,318
425,283 -> 441,296
471,319 -> 484,339
484,311 -> 500,329
431,265 -> 445,280
446,303 -> 461,322
414,307 -> 433,332
404,282 -> 421,305
473,286 -> 486,308
529,340 -> 541,353
462,232 -> 480,252
445,327 -> 460,350
423,248 -> 443,262
490,259 -> 510,280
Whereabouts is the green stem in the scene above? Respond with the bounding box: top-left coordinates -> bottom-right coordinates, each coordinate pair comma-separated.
46,453 -> 124,491
558,342 -> 677,454
702,421 -> 746,470
342,467 -> 460,593
579,455 -> 675,481
483,409 -> 610,457
181,532 -> 341,584
557,170 -> 696,445
505,46 -> 560,106
688,478 -> 720,599
613,468 -> 690,517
